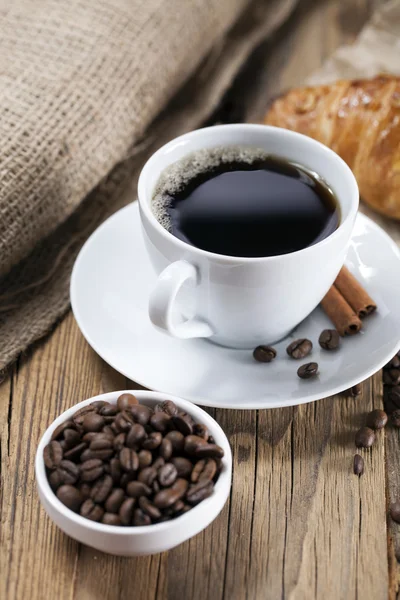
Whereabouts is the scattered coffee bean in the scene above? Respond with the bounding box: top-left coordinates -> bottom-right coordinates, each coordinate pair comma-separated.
287,339 -> 312,359
383,369 -> 400,386
392,410 -> 400,427
318,329 -> 340,350
355,427 -> 376,448
253,345 -> 277,363
56,485 -> 83,512
44,397 -> 224,526
43,440 -> 63,469
117,393 -> 139,411
353,454 -> 364,476
350,384 -> 362,397
390,501 -> 400,523
384,356 -> 400,370
297,362 -> 318,379
366,409 -> 388,430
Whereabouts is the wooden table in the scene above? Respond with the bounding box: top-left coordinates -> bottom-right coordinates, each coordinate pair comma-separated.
2,1 -> 397,598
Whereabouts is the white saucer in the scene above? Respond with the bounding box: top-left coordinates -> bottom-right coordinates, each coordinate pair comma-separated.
71,202 -> 400,409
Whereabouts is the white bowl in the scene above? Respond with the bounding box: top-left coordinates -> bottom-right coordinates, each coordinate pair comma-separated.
35,390 -> 232,556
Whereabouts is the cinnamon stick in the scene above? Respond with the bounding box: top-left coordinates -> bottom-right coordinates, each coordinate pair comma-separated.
321,285 -> 362,336
334,266 -> 377,318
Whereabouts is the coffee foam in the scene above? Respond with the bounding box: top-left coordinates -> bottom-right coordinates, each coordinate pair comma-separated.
151,145 -> 270,231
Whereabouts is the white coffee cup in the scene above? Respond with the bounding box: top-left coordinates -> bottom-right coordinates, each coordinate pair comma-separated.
138,124 -> 359,349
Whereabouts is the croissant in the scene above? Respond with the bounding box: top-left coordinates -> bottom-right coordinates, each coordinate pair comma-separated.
265,74 -> 400,219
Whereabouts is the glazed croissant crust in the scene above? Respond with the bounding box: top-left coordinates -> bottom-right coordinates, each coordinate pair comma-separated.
265,75 -> 400,219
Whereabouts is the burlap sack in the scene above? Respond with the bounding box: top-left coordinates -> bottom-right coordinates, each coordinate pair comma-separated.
0,0 -> 297,371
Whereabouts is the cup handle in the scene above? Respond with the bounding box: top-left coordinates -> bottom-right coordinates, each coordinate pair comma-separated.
149,260 -> 214,339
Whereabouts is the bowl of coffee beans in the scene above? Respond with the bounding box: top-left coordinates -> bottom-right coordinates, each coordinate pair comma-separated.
35,391 -> 232,556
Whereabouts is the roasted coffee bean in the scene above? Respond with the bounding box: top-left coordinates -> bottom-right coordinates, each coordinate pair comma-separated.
90,475 -> 113,503
150,412 -> 171,432
366,409 -> 388,430
49,470 -> 63,491
138,449 -> 153,468
318,329 -> 340,350
350,384 -> 362,397
392,410 -> 400,427
110,458 -> 122,483
113,433 -> 126,452
102,513 -> 122,526
63,429 -> 81,448
390,501 -> 400,523
191,459 -> 217,483
159,438 -> 173,460
152,457 -> 165,471
384,355 -> 400,370
154,478 -> 188,508
383,369 -> 400,386
90,400 -> 108,410
153,480 -> 160,493
90,435 -> 114,453
80,498 -> 104,522
114,411 -> 135,432
120,472 -> 141,488
64,442 -> 87,461
170,499 -> 185,514
184,435 -> 207,456
253,345 -> 277,363
171,457 -> 193,478
194,444 -> 224,459
208,436 -> 215,444
126,423 -> 147,448
355,427 -> 376,448
193,424 -> 208,440
56,485 -> 83,512
172,413 -> 193,436
57,460 -> 80,485
297,362 -> 319,379
385,386 -> 400,414
102,425 -> 115,438
51,420 -> 77,441
353,454 -> 364,476
186,479 -> 214,505
286,338 -> 312,359
100,404 -> 118,417
117,393 -> 139,411
165,431 -> 185,453
142,431 -> 162,450
138,496 -> 161,519
80,459 -> 104,482
158,463 -> 178,487
105,488 -> 125,513
126,481 -> 152,498
181,503 -> 192,514
119,498 -> 136,525
129,404 -> 152,426
43,440 -> 63,469
79,483 -> 92,500
82,432 -> 98,443
119,448 -> 139,472
82,413 -> 105,433
74,405 -> 97,419
133,508 -> 151,526
138,466 -> 158,486
159,400 -> 178,416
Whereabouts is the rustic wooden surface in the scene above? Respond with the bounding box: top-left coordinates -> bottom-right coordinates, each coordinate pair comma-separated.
1,1 -> 397,599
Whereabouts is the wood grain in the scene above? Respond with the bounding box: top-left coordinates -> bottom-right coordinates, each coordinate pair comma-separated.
0,1 -> 393,599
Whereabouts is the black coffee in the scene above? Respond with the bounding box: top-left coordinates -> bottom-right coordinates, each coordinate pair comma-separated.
153,147 -> 339,258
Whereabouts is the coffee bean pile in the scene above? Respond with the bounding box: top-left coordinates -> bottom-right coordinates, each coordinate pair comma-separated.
43,394 -> 224,526
253,328 -> 341,380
